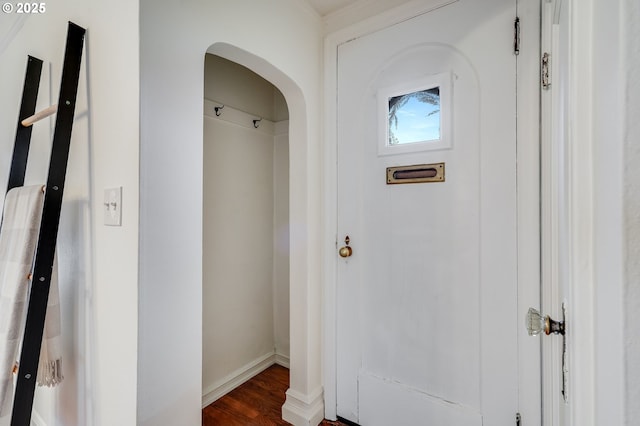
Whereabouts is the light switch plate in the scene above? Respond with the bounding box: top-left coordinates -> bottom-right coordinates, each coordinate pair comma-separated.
104,187 -> 122,226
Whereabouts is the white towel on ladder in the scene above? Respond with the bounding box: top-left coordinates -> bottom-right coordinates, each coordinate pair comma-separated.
37,253 -> 62,388
0,185 -> 63,418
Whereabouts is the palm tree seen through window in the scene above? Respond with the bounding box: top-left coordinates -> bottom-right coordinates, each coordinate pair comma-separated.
388,87 -> 440,145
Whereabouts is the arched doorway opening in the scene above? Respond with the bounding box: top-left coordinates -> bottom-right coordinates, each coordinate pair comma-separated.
200,43 -> 319,424
201,51 -> 291,407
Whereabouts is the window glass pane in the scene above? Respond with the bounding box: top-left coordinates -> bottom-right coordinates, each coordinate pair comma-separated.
388,87 -> 440,145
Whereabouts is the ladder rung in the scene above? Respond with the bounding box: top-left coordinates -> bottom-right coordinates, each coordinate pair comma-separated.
20,103 -> 57,127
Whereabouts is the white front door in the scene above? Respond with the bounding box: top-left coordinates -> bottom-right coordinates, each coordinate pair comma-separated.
336,1 -> 535,424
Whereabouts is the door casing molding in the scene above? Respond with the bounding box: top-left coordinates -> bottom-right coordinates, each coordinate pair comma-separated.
540,1 -> 566,424
560,0 -> 626,424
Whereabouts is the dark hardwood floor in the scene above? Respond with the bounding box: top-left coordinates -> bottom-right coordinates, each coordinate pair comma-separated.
202,364 -> 350,426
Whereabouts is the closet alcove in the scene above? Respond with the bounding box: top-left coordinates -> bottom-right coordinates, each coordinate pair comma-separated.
201,54 -> 290,407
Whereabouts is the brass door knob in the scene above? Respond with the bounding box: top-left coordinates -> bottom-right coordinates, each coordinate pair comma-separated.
339,236 -> 353,258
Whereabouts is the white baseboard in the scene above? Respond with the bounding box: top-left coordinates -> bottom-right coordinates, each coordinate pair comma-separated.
202,351 -> 290,408
275,352 -> 290,368
30,410 -> 46,426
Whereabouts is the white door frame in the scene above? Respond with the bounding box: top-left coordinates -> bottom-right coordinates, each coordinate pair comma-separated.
561,2 -> 597,419
323,0 -> 541,421
545,0 -> 626,425
540,2 -> 566,424
534,0 -> 629,424
516,1 -> 543,424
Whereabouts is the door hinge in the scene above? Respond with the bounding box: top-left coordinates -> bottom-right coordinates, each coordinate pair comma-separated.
516,412 -> 522,426
542,52 -> 551,89
514,17 -> 520,55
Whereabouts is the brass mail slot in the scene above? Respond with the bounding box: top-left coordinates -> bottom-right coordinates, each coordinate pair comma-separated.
386,163 -> 445,184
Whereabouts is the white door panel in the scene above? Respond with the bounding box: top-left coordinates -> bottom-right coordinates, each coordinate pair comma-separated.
358,372 -> 482,426
336,1 -> 524,424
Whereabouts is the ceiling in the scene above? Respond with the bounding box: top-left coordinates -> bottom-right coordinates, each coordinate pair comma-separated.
305,0 -> 417,31
306,0 -> 361,16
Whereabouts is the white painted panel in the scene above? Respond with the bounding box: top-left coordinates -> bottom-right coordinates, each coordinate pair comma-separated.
344,43 -> 482,408
336,1 -> 521,424
358,372 -> 482,426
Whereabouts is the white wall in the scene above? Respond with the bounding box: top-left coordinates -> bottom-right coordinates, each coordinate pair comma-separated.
571,0 -> 636,424
202,54 -> 290,400
623,0 -> 640,423
202,115 -> 275,390
138,1 -> 323,425
0,2 -> 138,425
204,54 -> 289,123
591,0 -> 625,423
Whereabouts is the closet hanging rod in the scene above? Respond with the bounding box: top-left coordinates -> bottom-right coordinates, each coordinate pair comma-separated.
21,103 -> 57,127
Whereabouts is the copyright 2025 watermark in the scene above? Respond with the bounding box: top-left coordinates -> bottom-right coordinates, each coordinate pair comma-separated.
2,2 -> 46,13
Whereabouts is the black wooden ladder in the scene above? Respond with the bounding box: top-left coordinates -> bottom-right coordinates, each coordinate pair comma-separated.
3,22 -> 85,426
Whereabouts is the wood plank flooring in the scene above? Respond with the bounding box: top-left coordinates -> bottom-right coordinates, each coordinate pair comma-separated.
202,364 -> 350,426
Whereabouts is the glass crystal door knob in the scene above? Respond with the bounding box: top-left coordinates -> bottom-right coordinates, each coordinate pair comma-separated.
526,308 -> 545,336
526,307 -> 565,336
